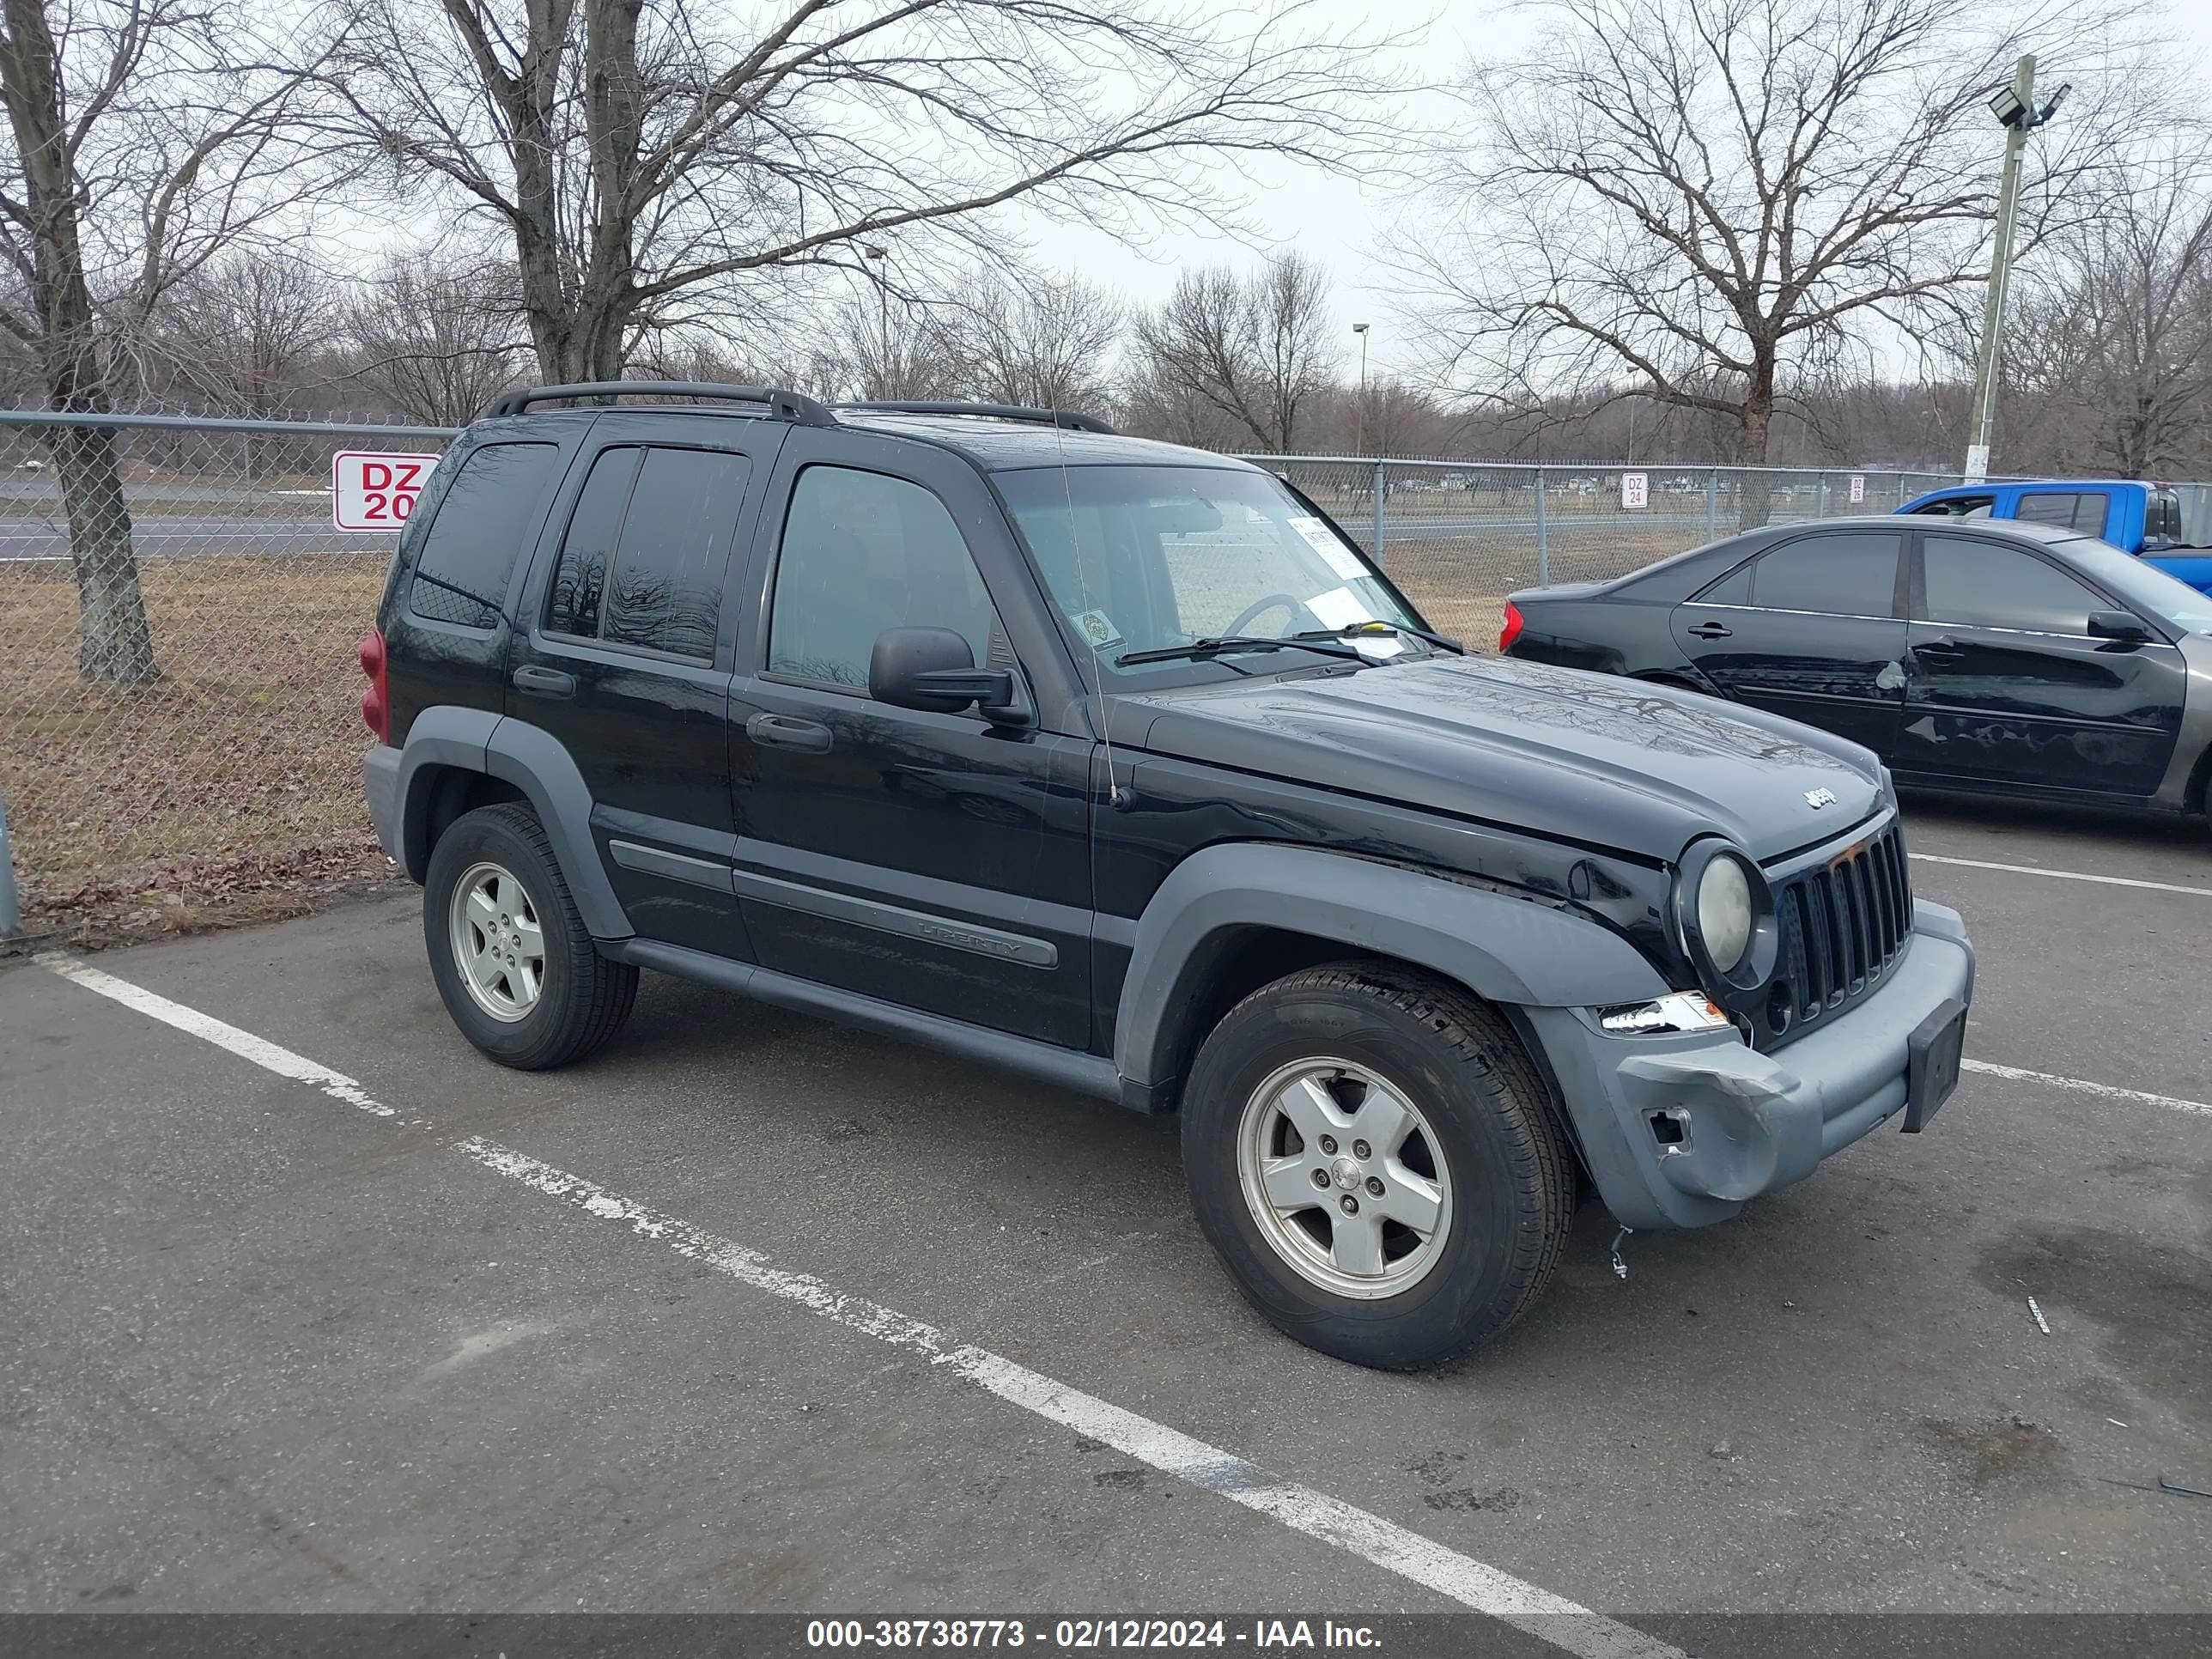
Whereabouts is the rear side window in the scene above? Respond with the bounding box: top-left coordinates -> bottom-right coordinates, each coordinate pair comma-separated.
1910,495 -> 1994,520
543,445 -> 750,660
2014,491 -> 2106,532
407,441 -> 561,628
1748,532 -> 1900,617
1922,536 -> 2103,634
1694,562 -> 1753,605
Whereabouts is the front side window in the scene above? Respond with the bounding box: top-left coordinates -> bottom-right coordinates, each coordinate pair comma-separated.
995,465 -> 1419,678
768,466 -> 1000,690
408,441 -> 561,628
1921,536 -> 2105,634
1749,532 -> 1900,617
541,445 -> 749,659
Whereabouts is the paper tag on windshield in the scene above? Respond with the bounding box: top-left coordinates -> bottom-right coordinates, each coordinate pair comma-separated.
1287,515 -> 1370,580
1304,586 -> 1379,631
1072,610 -> 1123,652
1302,586 -> 1405,657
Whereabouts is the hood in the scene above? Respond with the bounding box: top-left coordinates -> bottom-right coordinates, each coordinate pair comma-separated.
1116,653 -> 1884,865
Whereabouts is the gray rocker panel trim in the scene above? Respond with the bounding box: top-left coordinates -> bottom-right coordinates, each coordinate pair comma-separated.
396,707 -> 634,941
610,939 -> 1124,1103
1112,842 -> 1673,1088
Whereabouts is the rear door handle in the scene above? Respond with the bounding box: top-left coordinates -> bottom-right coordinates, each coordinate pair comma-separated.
511,665 -> 575,698
1686,621 -> 1732,640
746,712 -> 833,755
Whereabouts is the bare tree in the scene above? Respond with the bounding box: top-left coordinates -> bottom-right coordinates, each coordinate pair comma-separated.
344,250 -> 528,427
1132,252 -> 1336,452
325,0 -> 1398,387
810,290 -> 969,403
161,251 -> 332,418
2007,138 -> 2212,477
956,273 -> 1123,412
1396,0 -> 2140,524
0,0 -> 335,681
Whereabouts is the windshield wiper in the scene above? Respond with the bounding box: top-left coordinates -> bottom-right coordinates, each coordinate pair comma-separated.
1115,634 -> 1364,666
1293,621 -> 1466,655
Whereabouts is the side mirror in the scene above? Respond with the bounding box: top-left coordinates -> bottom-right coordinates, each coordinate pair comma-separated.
2087,609 -> 2150,643
868,626 -> 1017,715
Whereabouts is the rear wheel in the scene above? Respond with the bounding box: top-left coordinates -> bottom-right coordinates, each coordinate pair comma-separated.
424,804 -> 637,1069
1182,964 -> 1573,1370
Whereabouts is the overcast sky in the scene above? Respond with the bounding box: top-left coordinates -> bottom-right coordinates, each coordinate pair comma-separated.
1008,0 -> 2212,378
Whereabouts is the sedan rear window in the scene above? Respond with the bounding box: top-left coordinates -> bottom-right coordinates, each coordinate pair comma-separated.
1747,532 -> 1900,617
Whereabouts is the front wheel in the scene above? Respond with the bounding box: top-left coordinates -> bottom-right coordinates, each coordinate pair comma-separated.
1182,964 -> 1574,1370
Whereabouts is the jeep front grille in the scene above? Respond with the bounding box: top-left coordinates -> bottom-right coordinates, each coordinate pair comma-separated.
1771,820 -> 1911,1039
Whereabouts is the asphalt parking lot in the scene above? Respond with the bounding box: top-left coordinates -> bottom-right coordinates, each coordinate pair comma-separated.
3,796 -> 2208,1654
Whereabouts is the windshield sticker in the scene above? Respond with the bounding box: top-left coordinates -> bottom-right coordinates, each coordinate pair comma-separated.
1304,585 -> 1380,632
1286,514 -> 1370,580
1072,609 -> 1123,652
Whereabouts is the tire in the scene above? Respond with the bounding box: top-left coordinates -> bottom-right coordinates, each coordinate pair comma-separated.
423,803 -> 638,1070
1181,963 -> 1574,1370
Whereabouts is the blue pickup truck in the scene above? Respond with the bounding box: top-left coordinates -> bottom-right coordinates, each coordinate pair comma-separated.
1898,479 -> 2212,594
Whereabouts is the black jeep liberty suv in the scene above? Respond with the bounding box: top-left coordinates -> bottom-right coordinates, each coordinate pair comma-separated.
361,382 -> 1977,1369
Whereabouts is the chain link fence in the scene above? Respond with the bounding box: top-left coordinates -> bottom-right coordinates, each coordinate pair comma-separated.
0,411 -> 458,937
0,411 -> 1985,936
1242,457 -> 1980,651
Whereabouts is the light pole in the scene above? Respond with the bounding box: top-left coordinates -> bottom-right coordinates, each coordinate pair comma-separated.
1964,56 -> 2068,483
862,244 -> 889,393
1352,322 -> 1370,453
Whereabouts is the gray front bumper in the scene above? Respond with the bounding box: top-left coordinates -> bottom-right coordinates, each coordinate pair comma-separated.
363,743 -> 403,863
1522,899 -> 1975,1230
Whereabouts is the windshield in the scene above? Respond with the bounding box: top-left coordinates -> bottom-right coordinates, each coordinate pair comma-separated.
2054,536 -> 2212,634
995,465 -> 1422,678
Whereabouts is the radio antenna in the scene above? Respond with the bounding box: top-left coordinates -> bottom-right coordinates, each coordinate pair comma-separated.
1051,407 -> 1127,809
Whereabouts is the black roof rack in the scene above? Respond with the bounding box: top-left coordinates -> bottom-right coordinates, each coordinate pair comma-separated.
841,399 -> 1116,435
481,380 -> 836,425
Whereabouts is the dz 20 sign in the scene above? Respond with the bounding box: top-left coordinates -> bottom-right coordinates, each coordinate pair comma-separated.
331,451 -> 442,531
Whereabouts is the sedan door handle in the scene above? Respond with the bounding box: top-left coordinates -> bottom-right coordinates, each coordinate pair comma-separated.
1686,621 -> 1733,640
1914,637 -> 1965,661
745,712 -> 833,755
511,665 -> 575,698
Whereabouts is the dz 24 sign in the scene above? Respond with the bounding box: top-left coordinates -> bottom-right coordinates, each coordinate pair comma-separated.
331,451 -> 441,531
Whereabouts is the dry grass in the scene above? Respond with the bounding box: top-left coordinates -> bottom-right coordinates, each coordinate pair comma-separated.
0,552 -> 390,924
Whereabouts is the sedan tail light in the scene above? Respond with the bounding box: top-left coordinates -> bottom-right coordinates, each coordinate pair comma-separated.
1498,600 -> 1525,653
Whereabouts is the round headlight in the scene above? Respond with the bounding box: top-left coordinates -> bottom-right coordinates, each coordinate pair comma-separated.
1696,854 -> 1754,974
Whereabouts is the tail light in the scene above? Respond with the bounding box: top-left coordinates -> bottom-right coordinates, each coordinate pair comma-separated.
358,627 -> 389,742
1498,600 -> 1525,653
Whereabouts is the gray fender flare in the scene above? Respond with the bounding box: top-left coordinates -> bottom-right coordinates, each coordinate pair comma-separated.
396,707 -> 632,940
1112,842 -> 1671,1088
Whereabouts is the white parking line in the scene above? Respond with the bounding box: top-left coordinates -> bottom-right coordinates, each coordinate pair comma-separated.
1961,1058 -> 2210,1117
39,954 -> 395,1117
35,952 -> 1680,1659
1911,851 -> 2210,897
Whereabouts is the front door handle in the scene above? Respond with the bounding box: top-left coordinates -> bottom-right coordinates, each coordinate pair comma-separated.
746,712 -> 833,755
1686,621 -> 1733,640
1914,636 -> 1965,661
512,665 -> 575,698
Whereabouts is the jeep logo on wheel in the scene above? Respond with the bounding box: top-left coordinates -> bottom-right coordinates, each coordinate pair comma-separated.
1804,787 -> 1838,809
